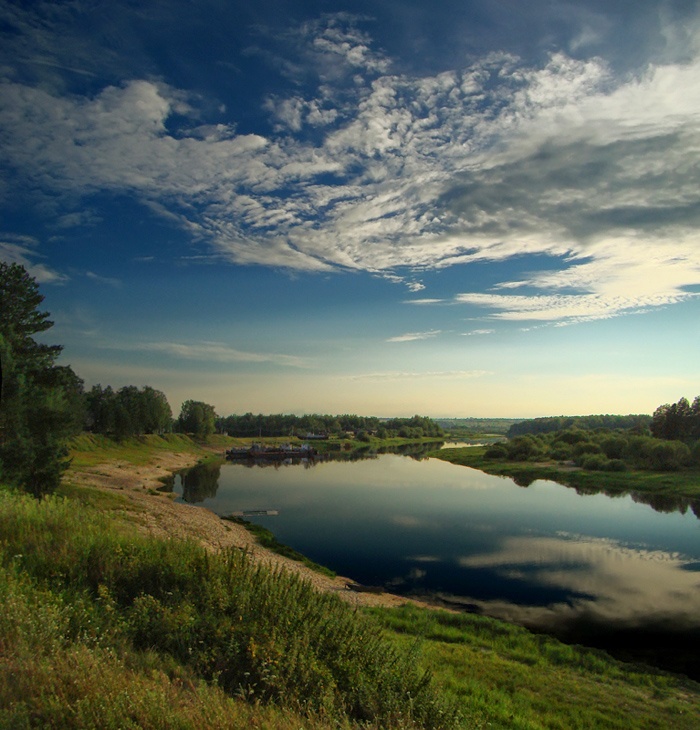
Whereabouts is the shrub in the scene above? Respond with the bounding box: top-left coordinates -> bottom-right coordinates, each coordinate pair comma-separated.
507,435 -> 544,461
572,442 -> 602,466
554,428 -> 589,445
581,454 -> 608,471
649,441 -> 691,471
600,436 -> 627,460
606,459 -> 627,472
484,445 -> 508,460
550,445 -> 573,461
0,491 -> 456,729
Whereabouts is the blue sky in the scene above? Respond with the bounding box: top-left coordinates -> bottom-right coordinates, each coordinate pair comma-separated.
1,0 -> 699,418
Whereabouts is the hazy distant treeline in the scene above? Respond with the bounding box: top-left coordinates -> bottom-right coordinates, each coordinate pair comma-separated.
217,412 -> 444,439
81,386 -> 445,440
507,414 -> 651,438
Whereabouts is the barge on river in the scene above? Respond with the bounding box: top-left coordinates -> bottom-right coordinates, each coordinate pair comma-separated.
225,443 -> 319,461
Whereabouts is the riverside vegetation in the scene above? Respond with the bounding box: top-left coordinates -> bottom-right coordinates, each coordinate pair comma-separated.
2,264 -> 700,726
2,434 -> 700,729
433,410 -> 700,501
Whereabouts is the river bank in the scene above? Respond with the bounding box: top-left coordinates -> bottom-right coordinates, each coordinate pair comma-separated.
64,437 -> 419,610
36,433 -> 700,729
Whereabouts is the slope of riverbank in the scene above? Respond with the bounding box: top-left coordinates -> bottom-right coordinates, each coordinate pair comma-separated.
3,433 -> 696,729
64,434 -> 414,609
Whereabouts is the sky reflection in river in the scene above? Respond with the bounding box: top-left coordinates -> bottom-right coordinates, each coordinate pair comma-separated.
173,452 -> 700,673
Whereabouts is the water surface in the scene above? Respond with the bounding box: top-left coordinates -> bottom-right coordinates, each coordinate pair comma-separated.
173,451 -> 700,677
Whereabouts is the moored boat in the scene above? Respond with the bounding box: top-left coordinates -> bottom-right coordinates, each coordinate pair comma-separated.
225,443 -> 318,460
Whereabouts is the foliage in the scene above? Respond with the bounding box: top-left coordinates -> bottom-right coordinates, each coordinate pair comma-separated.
85,384 -> 173,438
0,491 -> 455,729
368,604 -> 700,730
508,413 -> 651,438
651,396 -> 700,442
436,418 -> 521,436
0,263 -> 84,497
177,400 -> 217,437
480,425 -> 699,474
433,445 -> 700,505
218,412 -> 444,439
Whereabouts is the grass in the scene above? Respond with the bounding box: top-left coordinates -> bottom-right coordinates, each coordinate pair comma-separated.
431,446 -> 700,500
368,604 -> 700,729
0,488 -> 455,729
68,433 -> 226,469
4,435 -> 700,727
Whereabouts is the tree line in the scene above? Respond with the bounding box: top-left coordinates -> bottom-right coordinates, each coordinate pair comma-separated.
507,414 -> 651,438
0,264 -> 443,496
217,412 -> 444,439
650,397 -> 700,442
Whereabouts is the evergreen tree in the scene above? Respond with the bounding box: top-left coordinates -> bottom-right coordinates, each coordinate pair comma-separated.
0,263 -> 83,496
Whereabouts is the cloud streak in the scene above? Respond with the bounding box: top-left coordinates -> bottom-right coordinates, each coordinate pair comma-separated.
387,330 -> 441,343
1,12 -> 699,325
115,340 -> 308,368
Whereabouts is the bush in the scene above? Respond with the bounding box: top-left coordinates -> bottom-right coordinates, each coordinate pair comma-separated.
554,428 -> 589,445
0,491 -> 456,729
484,445 -> 508,460
507,435 -> 544,461
581,454 -> 609,471
550,445 -> 573,461
649,441 -> 691,471
606,459 -> 627,472
600,436 -> 627,460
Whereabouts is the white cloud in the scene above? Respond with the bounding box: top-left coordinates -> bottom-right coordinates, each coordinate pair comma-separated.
455,237 -> 700,322
387,329 -> 441,343
1,14 -> 699,324
85,271 -> 121,288
114,340 -> 308,368
0,235 -> 67,283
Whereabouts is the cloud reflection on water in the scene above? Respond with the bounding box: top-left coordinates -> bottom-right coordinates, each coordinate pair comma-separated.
451,533 -> 700,632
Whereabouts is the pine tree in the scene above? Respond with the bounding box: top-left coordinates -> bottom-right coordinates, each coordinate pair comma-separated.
0,262 -> 83,496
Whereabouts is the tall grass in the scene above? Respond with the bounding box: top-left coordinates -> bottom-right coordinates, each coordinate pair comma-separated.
0,490 -> 457,728
369,604 -> 700,729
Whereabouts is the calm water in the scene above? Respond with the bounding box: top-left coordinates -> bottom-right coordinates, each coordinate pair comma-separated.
172,450 -> 700,677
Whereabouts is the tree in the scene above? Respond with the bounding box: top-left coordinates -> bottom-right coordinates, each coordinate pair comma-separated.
177,400 -> 217,437
0,263 -> 84,496
85,384 -> 172,437
651,397 -> 699,442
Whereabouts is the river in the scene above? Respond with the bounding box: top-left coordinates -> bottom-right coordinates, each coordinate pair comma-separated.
171,445 -> 700,678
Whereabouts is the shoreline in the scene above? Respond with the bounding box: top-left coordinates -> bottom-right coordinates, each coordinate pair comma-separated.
66,450 -> 425,610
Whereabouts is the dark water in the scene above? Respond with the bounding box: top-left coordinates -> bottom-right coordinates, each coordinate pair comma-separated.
172,449 -> 700,678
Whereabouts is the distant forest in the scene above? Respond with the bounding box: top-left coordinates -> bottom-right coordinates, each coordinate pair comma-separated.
507,414 -> 652,438
437,418 -> 521,435
82,385 -> 445,440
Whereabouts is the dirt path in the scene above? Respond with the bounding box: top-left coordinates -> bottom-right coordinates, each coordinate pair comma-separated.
68,452 -> 425,610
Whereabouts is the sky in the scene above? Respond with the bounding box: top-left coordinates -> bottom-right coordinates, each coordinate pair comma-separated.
1,0 -> 699,419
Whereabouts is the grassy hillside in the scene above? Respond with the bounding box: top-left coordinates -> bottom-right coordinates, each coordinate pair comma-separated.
0,488 -> 454,729
2,434 -> 699,728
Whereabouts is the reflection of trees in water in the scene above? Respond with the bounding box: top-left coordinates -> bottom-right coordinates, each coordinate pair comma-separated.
180,462 -> 221,503
326,442 -> 444,462
573,484 -> 700,520
630,491 -> 700,519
